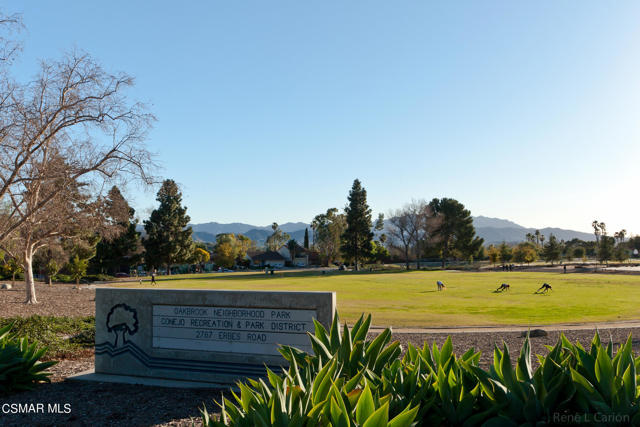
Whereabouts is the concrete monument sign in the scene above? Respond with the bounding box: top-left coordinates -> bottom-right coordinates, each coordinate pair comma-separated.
93,288 -> 335,386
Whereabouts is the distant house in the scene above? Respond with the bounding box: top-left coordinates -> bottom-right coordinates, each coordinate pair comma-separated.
248,251 -> 287,268
278,243 -> 310,267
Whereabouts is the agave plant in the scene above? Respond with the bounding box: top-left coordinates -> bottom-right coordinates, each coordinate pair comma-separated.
202,313 -> 415,426
562,333 -> 640,424
0,323 -> 57,394
380,337 -> 498,426
202,312 -> 640,427
279,313 -> 401,381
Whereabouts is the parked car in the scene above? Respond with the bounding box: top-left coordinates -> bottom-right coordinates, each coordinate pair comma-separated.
115,272 -> 130,278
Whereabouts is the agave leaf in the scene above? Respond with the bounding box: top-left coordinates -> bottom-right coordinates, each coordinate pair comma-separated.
330,396 -> 349,427
362,401 -> 389,427
374,342 -> 401,374
365,329 -> 392,369
329,312 -> 342,352
481,415 -> 518,426
355,383 -> 375,425
352,314 -> 372,343
345,367 -> 366,393
308,332 -> 333,361
387,404 -> 419,427
440,336 -> 453,366
516,335 -> 532,382
595,346 -> 614,401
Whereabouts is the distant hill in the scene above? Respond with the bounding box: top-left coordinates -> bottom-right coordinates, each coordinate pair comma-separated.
472,217 -> 594,245
190,222 -> 311,246
472,216 -> 525,229
187,217 -> 593,247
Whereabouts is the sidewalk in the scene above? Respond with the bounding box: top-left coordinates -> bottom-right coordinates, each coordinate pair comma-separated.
370,319 -> 640,334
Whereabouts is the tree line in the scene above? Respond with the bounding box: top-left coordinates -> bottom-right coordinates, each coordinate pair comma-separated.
310,180 -> 484,270
486,221 -> 637,266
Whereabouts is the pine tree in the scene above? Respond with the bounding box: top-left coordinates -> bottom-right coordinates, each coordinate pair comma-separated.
341,179 -> 373,271
303,228 -> 310,249
542,234 -> 563,265
143,180 -> 194,275
91,186 -> 142,275
429,198 -> 484,267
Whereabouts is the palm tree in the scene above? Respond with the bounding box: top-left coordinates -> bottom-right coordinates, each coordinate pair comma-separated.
618,229 -> 627,243
540,235 -> 545,247
535,230 -> 541,246
592,220 -> 601,244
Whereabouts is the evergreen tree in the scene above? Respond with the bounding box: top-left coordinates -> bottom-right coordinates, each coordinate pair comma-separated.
341,179 -> 373,271
303,228 -> 310,249
598,236 -> 615,265
542,234 -> 563,264
143,179 -> 194,275
91,186 -> 141,275
429,198 -> 484,267
311,208 -> 346,266
498,242 -> 513,265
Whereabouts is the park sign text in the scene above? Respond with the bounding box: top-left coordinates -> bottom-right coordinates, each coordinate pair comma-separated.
94,288 -> 335,385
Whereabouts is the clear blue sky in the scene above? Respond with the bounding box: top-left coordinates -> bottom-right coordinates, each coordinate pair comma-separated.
7,1 -> 640,234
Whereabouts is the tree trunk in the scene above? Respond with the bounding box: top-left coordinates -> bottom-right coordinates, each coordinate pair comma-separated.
441,244 -> 447,269
24,248 -> 37,304
355,248 -> 359,271
405,247 -> 410,270
167,263 -> 171,276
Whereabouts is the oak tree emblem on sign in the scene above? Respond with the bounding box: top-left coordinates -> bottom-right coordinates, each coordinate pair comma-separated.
106,303 -> 139,346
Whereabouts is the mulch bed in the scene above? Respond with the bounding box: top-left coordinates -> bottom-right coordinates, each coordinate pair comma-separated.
1,360 -> 220,427
3,282 -> 640,425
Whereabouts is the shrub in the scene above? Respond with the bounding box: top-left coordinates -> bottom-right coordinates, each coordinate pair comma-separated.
0,323 -> 57,395
84,274 -> 115,282
203,314 -> 640,426
0,316 -> 95,360
52,273 -> 73,283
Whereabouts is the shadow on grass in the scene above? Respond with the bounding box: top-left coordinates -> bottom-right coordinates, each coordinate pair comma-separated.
140,268 -> 422,284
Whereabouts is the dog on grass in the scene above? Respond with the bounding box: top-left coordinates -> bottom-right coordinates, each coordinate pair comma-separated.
535,283 -> 552,294
496,283 -> 510,292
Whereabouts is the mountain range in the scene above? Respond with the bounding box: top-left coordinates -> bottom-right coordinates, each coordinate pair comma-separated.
471,216 -> 594,244
188,216 -> 594,246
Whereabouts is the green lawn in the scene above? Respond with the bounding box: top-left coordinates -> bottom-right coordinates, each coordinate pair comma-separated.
114,270 -> 640,327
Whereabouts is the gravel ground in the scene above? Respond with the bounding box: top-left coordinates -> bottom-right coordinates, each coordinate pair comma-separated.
3,282 -> 640,425
0,282 -> 96,317
386,327 -> 640,369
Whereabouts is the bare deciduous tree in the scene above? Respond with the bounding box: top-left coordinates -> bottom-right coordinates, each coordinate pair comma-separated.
388,200 -> 440,270
3,153 -> 132,302
387,209 -> 413,270
0,13 -> 155,302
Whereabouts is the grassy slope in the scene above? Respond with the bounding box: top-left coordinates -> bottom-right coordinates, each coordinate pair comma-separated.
115,270 -> 640,327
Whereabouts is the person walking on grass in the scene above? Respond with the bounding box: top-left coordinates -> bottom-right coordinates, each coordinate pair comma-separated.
151,270 -> 157,285
437,280 -> 446,291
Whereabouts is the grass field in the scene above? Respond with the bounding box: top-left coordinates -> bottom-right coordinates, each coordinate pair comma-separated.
114,270 -> 640,327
